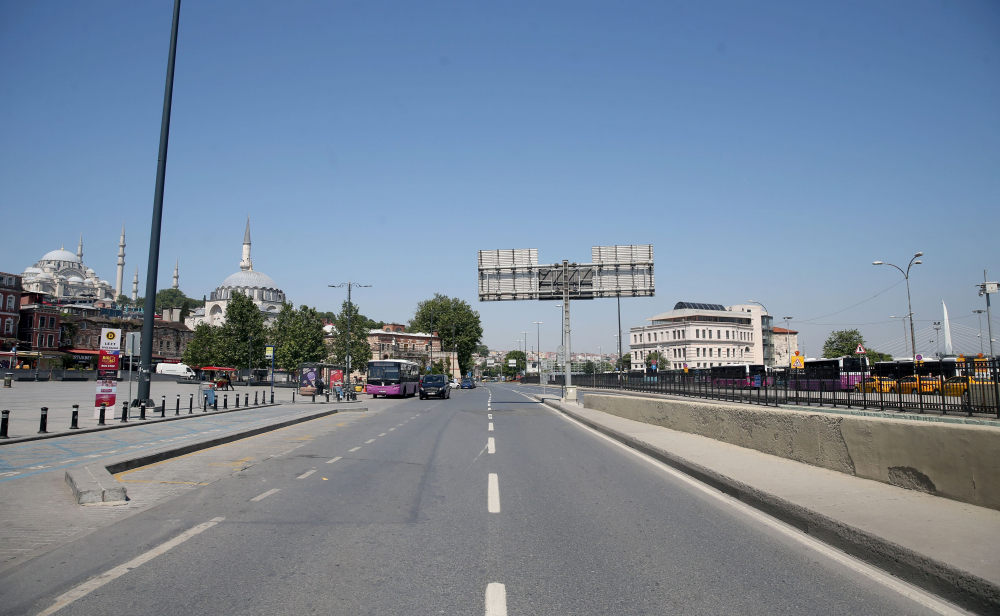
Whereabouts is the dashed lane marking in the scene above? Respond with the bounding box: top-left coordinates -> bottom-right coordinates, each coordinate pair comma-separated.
349,447 -> 361,452
326,456 -> 342,464
388,428 -> 395,431
488,437 -> 495,454
37,517 -> 226,616
488,473 -> 500,513
485,582 -> 507,616
365,439 -> 376,444
488,422 -> 494,432
378,433 -> 386,436
251,488 -> 280,502
297,470 -> 316,479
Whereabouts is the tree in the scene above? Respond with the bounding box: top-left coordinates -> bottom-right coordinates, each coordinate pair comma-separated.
154,288 -> 205,312
217,292 -> 268,370
616,356 -> 631,371
822,329 -> 892,362
183,324 -> 221,368
269,303 -> 328,374
645,351 -> 665,369
474,344 -> 490,357
328,300 -> 379,374
583,360 -> 596,374
502,350 -> 526,378
409,294 -> 484,375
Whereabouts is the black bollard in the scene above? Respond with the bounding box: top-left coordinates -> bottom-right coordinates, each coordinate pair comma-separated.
189,393 -> 194,414
38,407 -> 48,434
224,394 -> 228,409
98,403 -> 106,426
203,393 -> 207,412
213,395 -> 218,411
176,394 -> 180,416
292,391 -> 295,403
245,393 -> 248,407
0,410 -> 9,438
70,404 -> 80,429
254,391 -> 258,405
140,402 -> 146,420
270,392 -> 274,404
160,395 -> 166,418
312,393 -> 316,403
121,401 -> 129,422
235,393 -> 240,408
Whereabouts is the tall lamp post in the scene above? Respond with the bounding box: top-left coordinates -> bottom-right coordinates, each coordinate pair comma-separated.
890,316 -> 909,358
533,321 -> 542,381
974,310 -> 986,355
873,252 -> 923,362
522,331 -> 530,377
976,271 -> 997,358
782,317 -> 793,367
329,281 -> 370,400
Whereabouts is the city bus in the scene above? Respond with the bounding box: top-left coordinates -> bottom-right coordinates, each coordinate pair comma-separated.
366,360 -> 421,398
793,357 -> 867,391
710,364 -> 770,388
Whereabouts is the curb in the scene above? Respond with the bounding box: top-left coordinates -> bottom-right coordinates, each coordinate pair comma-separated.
65,406 -> 366,505
536,395 -> 1000,615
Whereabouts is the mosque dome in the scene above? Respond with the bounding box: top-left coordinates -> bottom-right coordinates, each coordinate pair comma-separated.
41,249 -> 81,262
67,276 -> 84,283
218,270 -> 278,290
36,272 -> 53,280
23,267 -> 42,275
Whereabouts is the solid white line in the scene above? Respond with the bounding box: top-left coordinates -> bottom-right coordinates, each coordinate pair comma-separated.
488,422 -> 494,431
488,437 -> 495,454
365,439 -> 376,443
297,470 -> 316,479
485,582 -> 507,616
349,446 -> 360,452
549,409 -> 967,616
251,488 -> 280,502
488,473 -> 500,513
326,456 -> 342,464
38,517 -> 226,616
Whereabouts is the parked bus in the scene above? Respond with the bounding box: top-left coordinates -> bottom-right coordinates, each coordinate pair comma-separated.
710,364 -> 770,388
366,360 -> 421,398
792,356 -> 867,391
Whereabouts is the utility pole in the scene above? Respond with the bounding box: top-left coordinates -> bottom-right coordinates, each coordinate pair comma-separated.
137,0 -> 182,405
783,317 -> 793,367
329,281 -> 370,399
974,310 -> 986,354
873,253 -> 923,363
978,270 -> 997,358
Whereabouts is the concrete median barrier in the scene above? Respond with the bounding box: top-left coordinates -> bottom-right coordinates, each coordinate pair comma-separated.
584,393 -> 1000,511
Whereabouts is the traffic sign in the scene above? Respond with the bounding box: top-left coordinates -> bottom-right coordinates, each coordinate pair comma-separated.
915,354 -> 923,361
855,344 -> 866,355
265,345 -> 274,359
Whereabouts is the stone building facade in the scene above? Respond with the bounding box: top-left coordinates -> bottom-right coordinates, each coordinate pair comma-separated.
65,316 -> 195,364
772,326 -> 800,367
365,324 -> 460,377
0,272 -> 22,352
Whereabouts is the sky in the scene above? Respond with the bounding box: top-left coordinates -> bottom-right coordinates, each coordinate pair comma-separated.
2,0 -> 999,359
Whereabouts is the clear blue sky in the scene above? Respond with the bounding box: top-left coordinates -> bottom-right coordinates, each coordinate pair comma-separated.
2,1 -> 998,358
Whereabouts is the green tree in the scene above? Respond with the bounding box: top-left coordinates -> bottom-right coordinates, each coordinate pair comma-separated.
183,324 -> 221,368
616,356 -> 631,371
502,350 -> 526,378
328,300 -> 378,374
409,294 -> 484,375
116,294 -> 131,307
269,303 -> 328,374
821,329 -> 892,362
217,292 -> 268,370
154,288 -> 205,311
645,351 -> 665,369
583,360 -> 596,374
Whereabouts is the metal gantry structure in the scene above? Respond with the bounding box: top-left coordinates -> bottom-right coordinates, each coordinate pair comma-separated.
478,245 -> 654,399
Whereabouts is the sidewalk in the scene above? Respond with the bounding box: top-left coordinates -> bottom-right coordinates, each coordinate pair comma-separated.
538,394 -> 1000,614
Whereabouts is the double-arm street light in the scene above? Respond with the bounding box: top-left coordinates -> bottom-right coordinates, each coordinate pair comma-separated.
873,253 -> 923,359
890,316 -> 909,357
329,280 -> 371,396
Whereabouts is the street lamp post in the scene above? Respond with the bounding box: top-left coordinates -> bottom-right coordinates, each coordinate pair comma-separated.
329,281 -> 371,400
974,310 -> 986,354
890,316 -> 909,358
533,321 -> 542,382
873,253 -> 923,361
976,271 -> 997,358
522,331 -> 530,377
782,317 -> 793,367
933,322 -> 942,358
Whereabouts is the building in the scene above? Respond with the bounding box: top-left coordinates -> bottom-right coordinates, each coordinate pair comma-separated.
63,315 -> 195,367
20,236 -> 117,302
0,272 -> 22,353
772,326 -> 800,367
187,218 -> 287,328
629,301 -> 774,370
17,292 -> 62,354
365,323 -> 460,376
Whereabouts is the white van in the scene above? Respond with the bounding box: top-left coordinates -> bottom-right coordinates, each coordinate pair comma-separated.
156,363 -> 197,379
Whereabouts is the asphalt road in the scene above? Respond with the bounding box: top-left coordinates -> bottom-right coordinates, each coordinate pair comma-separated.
1,385 -> 965,615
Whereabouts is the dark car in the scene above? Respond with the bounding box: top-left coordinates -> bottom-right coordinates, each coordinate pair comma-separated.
420,374 -> 450,399
460,378 -> 475,389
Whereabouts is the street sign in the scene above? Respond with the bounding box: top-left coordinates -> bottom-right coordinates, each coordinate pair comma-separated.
100,328 -> 122,351
790,352 -> 805,369
265,345 -> 274,359
125,332 -> 141,356
915,354 -> 923,361
985,282 -> 998,294
855,344 -> 866,354
508,359 -> 517,367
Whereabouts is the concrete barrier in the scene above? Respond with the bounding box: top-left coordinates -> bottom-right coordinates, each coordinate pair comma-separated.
584,393 -> 1000,511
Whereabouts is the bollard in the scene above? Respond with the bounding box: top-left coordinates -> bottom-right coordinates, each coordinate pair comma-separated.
214,396 -> 218,411
70,404 -> 80,429
292,391 -> 295,403
270,392 -> 274,404
121,401 -> 129,422
254,391 -> 259,405
224,394 -> 228,409
176,394 -> 180,416
203,393 -> 208,412
312,393 -> 316,403
161,395 -> 166,418
235,393 -> 240,408
0,410 -> 9,438
3,372 -> 11,388
38,407 -> 48,434
245,393 -> 248,407
98,403 -> 106,426
140,402 -> 146,420
326,392 -> 330,403
189,393 -> 194,414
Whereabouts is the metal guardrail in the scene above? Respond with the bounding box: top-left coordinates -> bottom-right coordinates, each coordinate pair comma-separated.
562,363 -> 1000,420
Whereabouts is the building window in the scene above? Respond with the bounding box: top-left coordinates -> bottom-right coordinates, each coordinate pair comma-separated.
5,295 -> 11,310
695,330 -> 699,339
50,317 -> 56,328
4,318 -> 10,334
47,334 -> 54,347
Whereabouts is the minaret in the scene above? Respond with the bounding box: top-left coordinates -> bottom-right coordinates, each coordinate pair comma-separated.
239,217 -> 253,271
115,223 -> 126,299
77,233 -> 83,261
132,267 -> 139,301
172,259 -> 179,290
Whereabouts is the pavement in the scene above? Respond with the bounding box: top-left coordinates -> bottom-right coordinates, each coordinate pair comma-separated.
0,385 -> 983,615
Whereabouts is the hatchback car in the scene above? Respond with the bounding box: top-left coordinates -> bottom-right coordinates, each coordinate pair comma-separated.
420,374 -> 450,399
460,378 -> 475,389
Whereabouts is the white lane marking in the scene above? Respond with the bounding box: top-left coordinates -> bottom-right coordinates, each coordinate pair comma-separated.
326,456 -> 342,464
38,517 -> 226,616
251,488 -> 280,502
488,422 -> 494,431
488,437 -> 495,454
378,432 -> 386,436
365,439 -> 376,443
398,423 -> 404,426
488,473 -> 500,513
488,413 -> 492,419
349,446 -> 361,452
485,582 -> 507,616
388,428 -> 395,431
550,409 -> 967,616
297,470 -> 316,479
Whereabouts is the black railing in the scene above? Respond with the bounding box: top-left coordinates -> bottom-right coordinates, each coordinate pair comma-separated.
566,361 -> 1000,420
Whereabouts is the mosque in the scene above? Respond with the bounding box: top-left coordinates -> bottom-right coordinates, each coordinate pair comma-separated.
20,235 -> 117,301
185,218 -> 286,328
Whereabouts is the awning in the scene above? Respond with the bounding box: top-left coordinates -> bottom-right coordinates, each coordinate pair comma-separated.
65,348 -> 101,355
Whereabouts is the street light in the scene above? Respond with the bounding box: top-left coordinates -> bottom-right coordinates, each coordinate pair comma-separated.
329,280 -> 371,399
873,252 -> 923,360
890,316 -> 909,358
782,317 -> 793,367
533,321 -> 542,378
974,310 -> 986,354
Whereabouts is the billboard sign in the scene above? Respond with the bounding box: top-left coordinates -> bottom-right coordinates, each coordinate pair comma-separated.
100,328 -> 122,351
